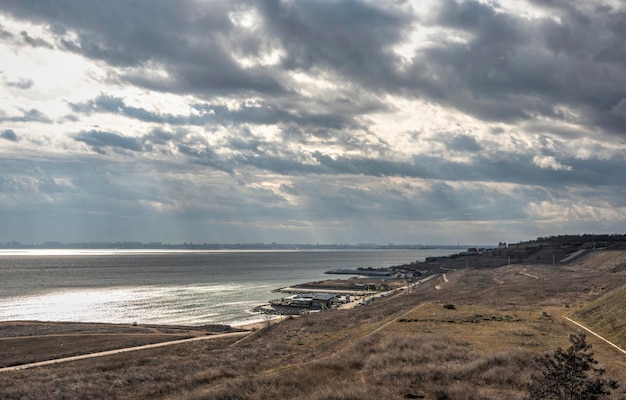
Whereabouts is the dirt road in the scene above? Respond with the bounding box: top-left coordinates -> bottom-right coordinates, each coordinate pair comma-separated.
0,331 -> 250,372
565,316 -> 626,356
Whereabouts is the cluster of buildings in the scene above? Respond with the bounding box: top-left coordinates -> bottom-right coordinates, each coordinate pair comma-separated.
269,293 -> 346,311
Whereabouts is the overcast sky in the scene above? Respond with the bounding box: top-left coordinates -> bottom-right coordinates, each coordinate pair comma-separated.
0,0 -> 625,245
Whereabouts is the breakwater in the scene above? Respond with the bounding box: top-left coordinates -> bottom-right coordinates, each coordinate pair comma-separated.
325,268 -> 392,276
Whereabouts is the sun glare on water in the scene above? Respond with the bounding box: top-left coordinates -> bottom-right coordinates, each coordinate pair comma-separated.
0,284 -> 254,326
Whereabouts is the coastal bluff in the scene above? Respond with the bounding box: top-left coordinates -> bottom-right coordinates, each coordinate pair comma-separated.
2,235 -> 626,399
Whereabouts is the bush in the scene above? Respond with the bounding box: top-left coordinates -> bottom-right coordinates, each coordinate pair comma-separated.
526,333 -> 619,400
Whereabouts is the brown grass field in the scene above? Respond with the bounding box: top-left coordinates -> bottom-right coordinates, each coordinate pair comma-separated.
0,322 -> 239,368
1,249 -> 626,399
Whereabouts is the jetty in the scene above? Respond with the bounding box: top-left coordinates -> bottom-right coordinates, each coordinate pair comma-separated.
325,268 -> 392,277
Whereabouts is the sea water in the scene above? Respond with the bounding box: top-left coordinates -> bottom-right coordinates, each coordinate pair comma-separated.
0,249 -> 457,326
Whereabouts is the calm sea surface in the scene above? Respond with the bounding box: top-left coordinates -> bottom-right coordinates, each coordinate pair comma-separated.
0,249 -> 458,326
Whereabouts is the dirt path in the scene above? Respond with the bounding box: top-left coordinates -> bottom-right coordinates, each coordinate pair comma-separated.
0,331 -> 250,373
518,269 -> 540,279
0,332 -> 196,341
565,316 -> 626,356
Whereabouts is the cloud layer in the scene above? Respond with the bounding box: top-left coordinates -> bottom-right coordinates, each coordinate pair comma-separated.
0,0 -> 625,244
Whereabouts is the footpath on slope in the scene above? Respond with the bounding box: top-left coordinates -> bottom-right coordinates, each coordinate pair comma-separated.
565,315 -> 626,356
0,331 -> 250,373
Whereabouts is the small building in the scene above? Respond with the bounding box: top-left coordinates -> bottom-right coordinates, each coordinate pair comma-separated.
292,293 -> 338,309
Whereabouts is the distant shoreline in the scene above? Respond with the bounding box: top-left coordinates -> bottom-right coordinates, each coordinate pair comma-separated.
0,242 -> 469,251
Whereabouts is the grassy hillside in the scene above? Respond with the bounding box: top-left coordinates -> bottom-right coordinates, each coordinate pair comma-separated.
574,283 -> 626,349
2,249 -> 626,399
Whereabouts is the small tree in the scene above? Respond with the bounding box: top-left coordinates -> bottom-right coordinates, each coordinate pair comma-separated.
527,333 -> 619,400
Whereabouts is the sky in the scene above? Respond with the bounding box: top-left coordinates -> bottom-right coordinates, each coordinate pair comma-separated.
0,0 -> 625,246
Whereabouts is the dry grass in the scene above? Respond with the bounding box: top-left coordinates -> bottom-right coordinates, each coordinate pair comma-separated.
0,333 -> 197,367
390,302 -> 572,353
573,284 -> 626,348
2,251 -> 626,399
0,322 -> 233,368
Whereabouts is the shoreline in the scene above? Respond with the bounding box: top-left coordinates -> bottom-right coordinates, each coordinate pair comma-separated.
0,277 -> 412,333
0,251 -> 447,331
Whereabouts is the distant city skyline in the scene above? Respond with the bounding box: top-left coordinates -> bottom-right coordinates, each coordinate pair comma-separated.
1,1 -> 625,245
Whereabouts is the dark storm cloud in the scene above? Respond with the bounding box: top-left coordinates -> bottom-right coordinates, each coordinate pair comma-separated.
68,95 -> 182,124
0,0 -> 209,66
0,0 -> 398,130
1,0 -> 625,139
1,0 -> 625,244
408,0 -> 626,136
71,127 -> 238,173
0,23 -> 13,40
0,0 -> 284,96
409,4 -> 556,119
1,129 -> 18,141
256,0 -> 411,84
68,94 -> 358,130
0,108 -> 51,123
74,130 -> 142,154
176,143 -> 234,173
171,129 -> 625,189
19,30 -> 53,49
69,110 -> 618,191
5,78 -> 34,89
442,134 -> 482,152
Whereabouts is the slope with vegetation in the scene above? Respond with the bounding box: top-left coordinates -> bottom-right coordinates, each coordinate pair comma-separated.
1,237 -> 626,399
574,284 -> 626,350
